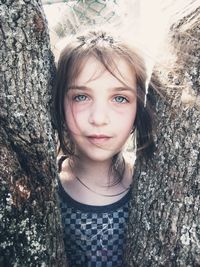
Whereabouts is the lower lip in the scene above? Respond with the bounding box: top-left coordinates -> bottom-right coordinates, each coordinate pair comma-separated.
87,137 -> 111,144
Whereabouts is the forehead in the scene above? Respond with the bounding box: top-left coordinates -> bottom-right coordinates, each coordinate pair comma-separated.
72,56 -> 136,88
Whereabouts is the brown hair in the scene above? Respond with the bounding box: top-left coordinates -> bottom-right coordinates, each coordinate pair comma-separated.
53,30 -> 155,183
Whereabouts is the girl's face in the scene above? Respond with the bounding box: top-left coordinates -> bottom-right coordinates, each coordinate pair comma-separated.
64,56 -> 137,163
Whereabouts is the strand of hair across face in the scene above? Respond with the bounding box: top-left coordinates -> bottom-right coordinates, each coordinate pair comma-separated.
75,175 -> 131,197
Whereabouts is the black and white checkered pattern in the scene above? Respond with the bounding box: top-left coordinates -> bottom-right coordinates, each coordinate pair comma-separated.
58,181 -> 130,267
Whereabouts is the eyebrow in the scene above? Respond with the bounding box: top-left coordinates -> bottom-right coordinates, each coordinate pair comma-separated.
68,85 -> 136,92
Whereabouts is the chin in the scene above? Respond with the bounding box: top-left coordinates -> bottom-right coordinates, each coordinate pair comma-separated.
83,150 -> 116,163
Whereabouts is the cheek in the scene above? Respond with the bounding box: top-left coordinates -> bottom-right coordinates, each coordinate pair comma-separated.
129,101 -> 137,122
122,110 -> 136,137
124,111 -> 136,131
116,103 -> 137,126
64,104 -> 77,132
130,106 -> 137,124
64,105 -> 86,133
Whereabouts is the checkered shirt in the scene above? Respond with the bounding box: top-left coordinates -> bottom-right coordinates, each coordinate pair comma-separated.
58,180 -> 131,267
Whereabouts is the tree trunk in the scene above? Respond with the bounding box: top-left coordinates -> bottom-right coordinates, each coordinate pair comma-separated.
125,7 -> 200,267
0,1 -> 67,266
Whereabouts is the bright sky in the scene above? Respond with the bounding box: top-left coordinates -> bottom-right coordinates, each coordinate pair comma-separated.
43,0 -> 199,81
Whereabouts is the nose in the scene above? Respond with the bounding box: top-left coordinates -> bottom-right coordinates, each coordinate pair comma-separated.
88,102 -> 110,126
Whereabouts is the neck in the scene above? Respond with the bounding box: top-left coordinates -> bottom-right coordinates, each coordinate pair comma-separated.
71,157 -> 113,186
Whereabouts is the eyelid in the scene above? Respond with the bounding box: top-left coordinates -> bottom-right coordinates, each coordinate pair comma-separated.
72,94 -> 90,102
112,95 -> 129,103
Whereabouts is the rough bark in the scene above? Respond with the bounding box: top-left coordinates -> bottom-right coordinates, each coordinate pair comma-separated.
0,1 -> 67,266
125,7 -> 200,267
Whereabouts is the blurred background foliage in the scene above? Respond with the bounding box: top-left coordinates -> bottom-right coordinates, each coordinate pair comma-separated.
43,0 -> 199,66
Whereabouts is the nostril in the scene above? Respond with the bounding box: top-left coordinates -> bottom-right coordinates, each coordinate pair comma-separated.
88,106 -> 109,126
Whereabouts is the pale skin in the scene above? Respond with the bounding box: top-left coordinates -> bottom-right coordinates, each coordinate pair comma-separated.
60,56 -> 137,205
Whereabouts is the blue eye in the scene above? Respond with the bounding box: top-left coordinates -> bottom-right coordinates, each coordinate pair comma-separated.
73,95 -> 88,102
114,96 -> 128,103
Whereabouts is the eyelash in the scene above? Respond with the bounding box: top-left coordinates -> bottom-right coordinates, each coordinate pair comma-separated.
73,95 -> 88,102
113,96 -> 128,103
72,94 -> 129,103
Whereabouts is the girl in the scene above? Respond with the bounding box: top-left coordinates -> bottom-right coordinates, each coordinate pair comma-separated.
53,30 -> 154,266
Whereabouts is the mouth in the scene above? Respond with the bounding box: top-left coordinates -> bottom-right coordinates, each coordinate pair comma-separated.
87,135 -> 112,144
